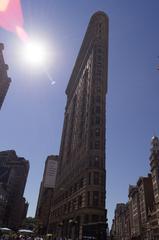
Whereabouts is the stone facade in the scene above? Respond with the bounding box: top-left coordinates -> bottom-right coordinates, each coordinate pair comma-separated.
0,43 -> 11,110
49,11 -> 109,240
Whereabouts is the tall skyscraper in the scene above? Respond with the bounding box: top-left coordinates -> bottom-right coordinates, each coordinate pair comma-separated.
0,43 -> 11,110
0,150 -> 29,229
36,155 -> 58,234
49,11 -> 108,240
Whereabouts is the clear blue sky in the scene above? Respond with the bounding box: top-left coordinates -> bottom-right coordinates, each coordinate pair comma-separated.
0,0 -> 159,228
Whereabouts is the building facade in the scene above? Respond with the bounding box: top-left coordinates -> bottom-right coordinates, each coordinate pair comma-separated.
137,175 -> 154,239
110,203 -> 130,240
149,136 -> 159,239
128,185 -> 141,239
111,136 -> 159,240
49,11 -> 109,240
0,150 -> 29,229
36,155 -> 58,234
0,43 -> 11,110
111,176 -> 154,240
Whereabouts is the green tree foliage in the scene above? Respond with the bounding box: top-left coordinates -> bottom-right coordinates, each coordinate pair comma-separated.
21,217 -> 38,230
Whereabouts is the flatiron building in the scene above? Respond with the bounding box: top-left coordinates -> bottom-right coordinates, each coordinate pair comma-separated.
49,11 -> 109,240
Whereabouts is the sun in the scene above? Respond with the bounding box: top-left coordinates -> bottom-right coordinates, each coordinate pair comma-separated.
22,39 -> 48,67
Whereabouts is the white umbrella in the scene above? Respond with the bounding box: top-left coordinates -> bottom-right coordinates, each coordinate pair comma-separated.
0,228 -> 11,232
18,229 -> 33,233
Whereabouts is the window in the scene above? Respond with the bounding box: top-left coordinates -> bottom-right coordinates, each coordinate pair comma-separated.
96,87 -> 101,93
95,77 -> 101,83
64,204 -> 67,214
89,159 -> 92,167
74,183 -> 77,192
79,178 -> 83,188
68,202 -> 71,213
96,106 -> 100,113
95,141 -> 100,149
95,128 -> 100,136
98,23 -> 102,28
88,172 -> 91,184
95,116 -> 100,124
78,195 -> 82,208
93,191 -> 99,206
87,192 -> 90,206
69,187 -> 73,196
97,55 -> 102,61
96,96 -> 100,103
72,199 -> 76,210
93,156 -> 100,167
94,172 -> 99,185
95,79 -> 101,87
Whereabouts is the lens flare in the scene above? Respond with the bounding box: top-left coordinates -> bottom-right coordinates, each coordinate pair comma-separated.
0,0 -> 28,41
0,0 -> 10,11
16,26 -> 29,42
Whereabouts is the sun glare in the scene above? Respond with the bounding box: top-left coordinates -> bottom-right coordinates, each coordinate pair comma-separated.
22,40 -> 48,67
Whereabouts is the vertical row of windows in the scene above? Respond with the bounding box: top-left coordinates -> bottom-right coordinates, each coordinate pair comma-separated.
88,172 -> 101,185
87,191 -> 90,206
88,172 -> 99,185
94,172 -> 99,184
97,22 -> 104,40
87,190 -> 104,207
68,59 -> 92,152
79,69 -> 88,144
61,114 -> 68,163
93,191 -> 99,206
67,95 -> 77,155
89,44 -> 105,151
72,65 -> 91,150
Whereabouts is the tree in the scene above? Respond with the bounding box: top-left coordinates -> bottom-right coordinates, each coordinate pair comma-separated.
21,217 -> 38,231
